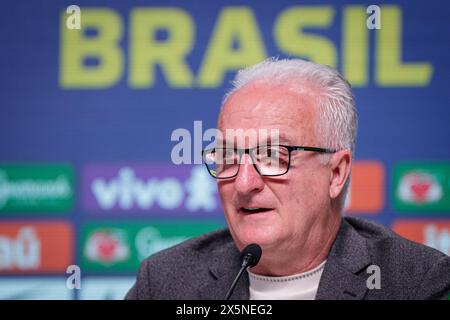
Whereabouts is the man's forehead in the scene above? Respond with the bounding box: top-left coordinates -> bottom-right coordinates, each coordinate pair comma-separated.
215,132 -> 302,148
216,81 -> 320,147
218,82 -> 318,126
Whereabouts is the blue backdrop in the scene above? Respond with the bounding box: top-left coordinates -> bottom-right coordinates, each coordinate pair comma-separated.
0,0 -> 449,299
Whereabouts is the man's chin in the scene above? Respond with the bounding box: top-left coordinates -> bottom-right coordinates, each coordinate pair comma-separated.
234,228 -> 280,250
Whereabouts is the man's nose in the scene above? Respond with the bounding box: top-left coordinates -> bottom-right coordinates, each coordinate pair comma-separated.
234,154 -> 264,195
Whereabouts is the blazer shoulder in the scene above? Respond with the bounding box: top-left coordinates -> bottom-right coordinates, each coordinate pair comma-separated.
143,227 -> 233,267
128,228 -> 234,299
344,216 -> 446,265
343,217 -> 450,299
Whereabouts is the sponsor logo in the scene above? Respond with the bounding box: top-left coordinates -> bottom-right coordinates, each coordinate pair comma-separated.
82,164 -> 219,216
0,222 -> 73,273
0,278 -> 72,300
345,161 -> 385,214
85,229 -> 130,264
80,221 -> 223,272
392,220 -> 450,255
397,172 -> 442,204
0,165 -> 73,213
134,226 -> 187,261
393,163 -> 450,212
0,227 -> 40,270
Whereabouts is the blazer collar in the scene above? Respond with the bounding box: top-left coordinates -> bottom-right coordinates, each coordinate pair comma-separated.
199,237 -> 249,300
200,217 -> 372,300
316,218 -> 372,300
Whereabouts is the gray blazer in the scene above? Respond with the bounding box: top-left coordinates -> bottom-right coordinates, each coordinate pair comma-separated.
125,217 -> 450,300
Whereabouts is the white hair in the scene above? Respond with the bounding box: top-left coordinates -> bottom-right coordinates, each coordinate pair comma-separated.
223,57 -> 358,155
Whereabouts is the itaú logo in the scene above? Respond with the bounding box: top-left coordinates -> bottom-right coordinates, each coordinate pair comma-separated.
0,227 -> 41,270
89,166 -> 217,212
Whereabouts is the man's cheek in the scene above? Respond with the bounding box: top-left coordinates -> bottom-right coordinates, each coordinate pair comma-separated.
217,185 -> 229,205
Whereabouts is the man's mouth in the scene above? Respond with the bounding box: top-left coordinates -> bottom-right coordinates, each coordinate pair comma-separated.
239,207 -> 274,214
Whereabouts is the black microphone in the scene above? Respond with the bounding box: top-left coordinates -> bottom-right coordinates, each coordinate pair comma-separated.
224,244 -> 262,300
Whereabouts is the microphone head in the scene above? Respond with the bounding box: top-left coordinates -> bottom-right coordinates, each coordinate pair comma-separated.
241,243 -> 262,268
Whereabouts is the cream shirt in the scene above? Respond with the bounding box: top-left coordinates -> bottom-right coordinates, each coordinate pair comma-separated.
248,260 -> 327,300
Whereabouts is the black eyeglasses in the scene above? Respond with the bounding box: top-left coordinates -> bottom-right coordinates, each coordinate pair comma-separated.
202,145 -> 335,179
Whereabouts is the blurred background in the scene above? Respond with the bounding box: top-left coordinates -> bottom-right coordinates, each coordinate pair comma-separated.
0,0 -> 449,299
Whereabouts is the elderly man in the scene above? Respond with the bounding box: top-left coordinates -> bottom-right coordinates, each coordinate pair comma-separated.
126,58 -> 450,300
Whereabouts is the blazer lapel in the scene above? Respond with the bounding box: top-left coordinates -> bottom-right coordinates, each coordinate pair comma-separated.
316,218 -> 372,300
198,240 -> 249,300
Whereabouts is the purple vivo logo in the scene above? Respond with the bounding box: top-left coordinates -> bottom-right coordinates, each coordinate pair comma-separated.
82,164 -> 221,216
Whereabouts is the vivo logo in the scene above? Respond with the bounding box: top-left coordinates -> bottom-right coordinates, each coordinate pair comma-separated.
83,164 -> 219,215
92,167 -> 184,210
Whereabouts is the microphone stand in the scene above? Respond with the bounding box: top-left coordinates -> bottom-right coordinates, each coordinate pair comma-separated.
224,254 -> 253,300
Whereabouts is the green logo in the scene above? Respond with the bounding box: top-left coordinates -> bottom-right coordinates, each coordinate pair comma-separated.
0,164 -> 74,213
392,163 -> 450,212
80,221 -> 224,272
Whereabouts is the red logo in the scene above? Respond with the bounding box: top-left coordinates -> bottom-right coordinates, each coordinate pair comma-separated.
397,172 -> 442,204
85,229 -> 130,264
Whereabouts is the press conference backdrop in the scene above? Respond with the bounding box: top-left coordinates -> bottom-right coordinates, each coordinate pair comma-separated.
0,0 -> 449,300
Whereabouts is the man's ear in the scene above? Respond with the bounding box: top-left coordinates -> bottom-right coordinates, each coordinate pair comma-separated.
329,150 -> 352,199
